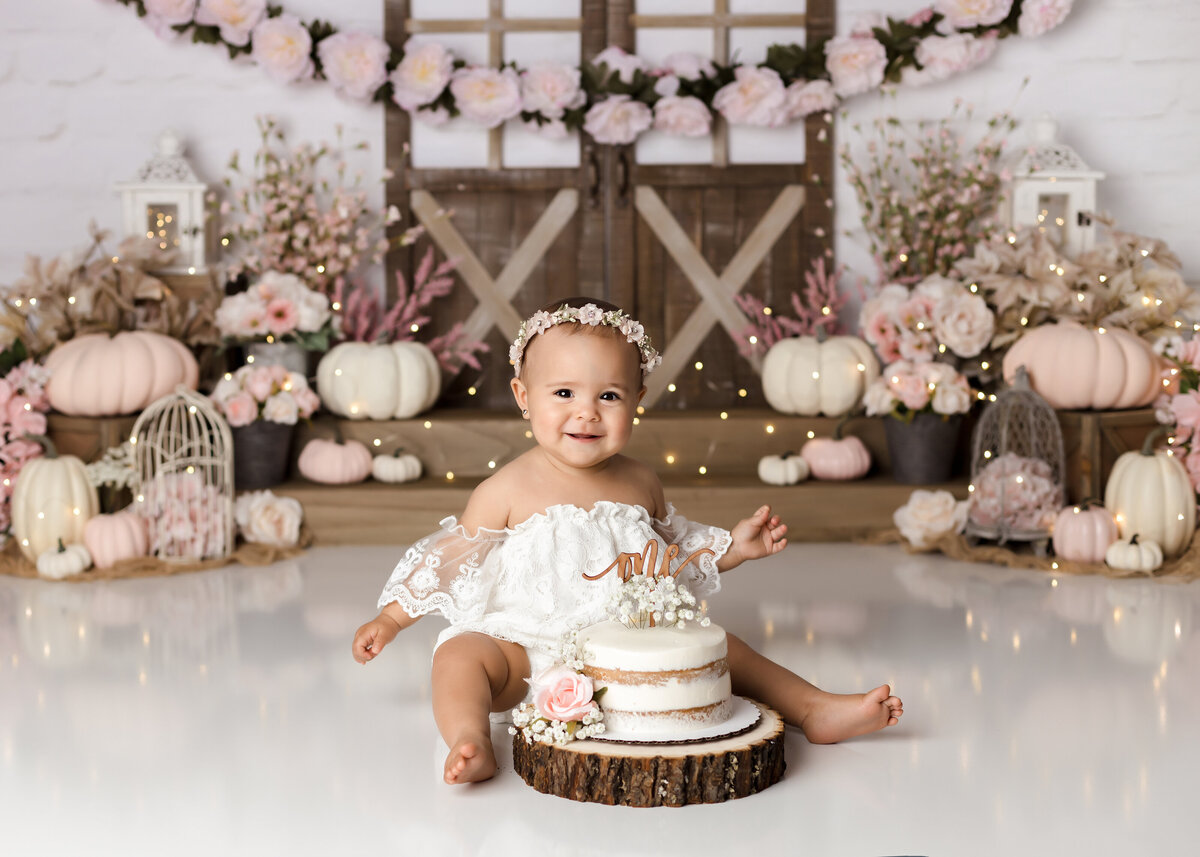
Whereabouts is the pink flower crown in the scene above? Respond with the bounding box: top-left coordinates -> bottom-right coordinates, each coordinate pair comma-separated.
509,303 -> 661,377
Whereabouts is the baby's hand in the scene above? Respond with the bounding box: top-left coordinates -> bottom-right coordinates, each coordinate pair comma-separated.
723,505 -> 787,570
352,614 -> 401,664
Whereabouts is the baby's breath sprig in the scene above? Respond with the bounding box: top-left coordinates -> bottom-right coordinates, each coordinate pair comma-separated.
605,574 -> 710,630
508,702 -> 606,746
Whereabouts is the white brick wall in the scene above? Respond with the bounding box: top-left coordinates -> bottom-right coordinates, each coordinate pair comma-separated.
1,1 -> 1196,300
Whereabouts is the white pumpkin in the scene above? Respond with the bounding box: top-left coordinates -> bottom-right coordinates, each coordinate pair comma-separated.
1104,429 -> 1195,558
317,341 -> 441,420
757,452 -> 810,486
372,450 -> 423,484
1105,534 -> 1164,573
11,437 -> 100,561
761,336 -> 880,417
36,540 -> 93,579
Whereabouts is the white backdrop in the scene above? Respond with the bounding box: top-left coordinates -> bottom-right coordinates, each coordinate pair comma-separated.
1,0 -> 1196,301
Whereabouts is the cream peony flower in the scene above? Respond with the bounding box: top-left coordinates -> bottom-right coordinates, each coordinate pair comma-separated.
934,0 -> 1012,29
251,14 -> 313,84
864,378 -> 898,416
316,31 -> 391,101
195,0 -> 266,47
390,41 -> 454,111
520,62 -> 585,118
592,46 -> 644,84
660,51 -> 715,80
933,292 -> 995,358
583,95 -> 653,145
912,33 -> 997,85
145,0 -> 197,28
784,79 -> 837,119
711,66 -> 788,127
894,489 -> 969,549
1018,0 -> 1074,37
235,490 -> 303,547
262,392 -> 299,425
450,67 -> 523,129
653,95 -> 712,137
824,35 -> 887,97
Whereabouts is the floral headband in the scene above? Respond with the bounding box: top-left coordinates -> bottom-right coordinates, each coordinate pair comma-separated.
509,303 -> 661,377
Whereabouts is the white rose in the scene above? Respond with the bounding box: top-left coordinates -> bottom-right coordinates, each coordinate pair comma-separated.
784,79 -> 837,119
894,489 -> 969,549
660,51 -> 715,80
390,41 -> 454,110
863,378 -> 898,416
210,375 -> 240,404
251,14 -> 313,84
195,0 -> 266,47
824,35 -> 887,97
583,95 -> 653,145
295,289 -> 331,333
215,291 -> 263,339
520,62 -> 585,118
653,95 -> 712,137
1018,0 -> 1073,38
450,67 -> 523,129
935,0 -> 1012,29
712,66 -> 788,127
254,270 -> 306,304
915,274 -> 960,303
933,292 -> 995,358
316,31 -> 391,101
653,74 -> 681,98
931,377 -> 972,415
262,392 -> 300,425
850,12 -> 889,36
592,46 -> 644,84
235,490 -> 303,547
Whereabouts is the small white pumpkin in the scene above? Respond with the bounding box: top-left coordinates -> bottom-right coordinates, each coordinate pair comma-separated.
372,450 -> 423,484
36,539 -> 93,579
757,452 -> 810,486
1105,534 -> 1164,573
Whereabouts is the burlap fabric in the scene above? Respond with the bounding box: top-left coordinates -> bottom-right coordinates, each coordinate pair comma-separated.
0,527 -> 314,582
857,529 -> 1200,583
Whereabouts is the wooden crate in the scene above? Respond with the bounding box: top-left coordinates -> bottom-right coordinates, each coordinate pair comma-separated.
46,414 -> 138,462
1055,408 -> 1160,504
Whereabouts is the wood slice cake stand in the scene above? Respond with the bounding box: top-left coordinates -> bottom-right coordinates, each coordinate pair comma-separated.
511,700 -> 785,807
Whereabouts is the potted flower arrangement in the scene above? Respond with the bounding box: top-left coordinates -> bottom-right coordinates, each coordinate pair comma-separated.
209,364 -> 321,490
864,359 -> 973,484
215,270 -> 337,374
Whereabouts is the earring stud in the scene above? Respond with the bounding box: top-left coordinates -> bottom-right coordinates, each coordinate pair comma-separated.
522,409 -> 528,416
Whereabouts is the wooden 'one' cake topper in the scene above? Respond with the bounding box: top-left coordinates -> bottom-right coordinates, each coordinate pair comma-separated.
582,538 -> 715,584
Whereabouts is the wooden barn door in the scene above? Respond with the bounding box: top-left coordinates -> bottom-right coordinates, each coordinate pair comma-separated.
385,0 -> 835,411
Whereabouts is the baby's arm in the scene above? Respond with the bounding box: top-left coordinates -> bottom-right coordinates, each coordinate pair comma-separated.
716,505 -> 787,573
352,602 -> 418,664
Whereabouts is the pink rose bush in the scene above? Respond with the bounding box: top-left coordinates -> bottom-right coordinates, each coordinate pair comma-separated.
968,453 -> 1061,534
216,271 -> 334,348
210,364 -> 319,427
865,360 -> 973,419
0,358 -> 51,535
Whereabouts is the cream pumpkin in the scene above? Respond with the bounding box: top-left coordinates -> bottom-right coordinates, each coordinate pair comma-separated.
44,331 -> 199,416
757,452 -> 810,486
1103,429 -> 1196,558
1104,534 -> 1164,573
761,336 -> 880,417
1051,504 -> 1118,564
11,437 -> 100,561
36,540 -> 93,579
316,341 -> 441,420
1001,321 -> 1161,410
372,450 -> 423,484
298,438 -> 373,484
84,511 -> 150,570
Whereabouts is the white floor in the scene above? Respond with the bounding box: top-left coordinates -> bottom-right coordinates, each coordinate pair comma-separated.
2,542 -> 1197,856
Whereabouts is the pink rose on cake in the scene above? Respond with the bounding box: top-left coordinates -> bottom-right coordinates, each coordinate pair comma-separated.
529,665 -> 598,722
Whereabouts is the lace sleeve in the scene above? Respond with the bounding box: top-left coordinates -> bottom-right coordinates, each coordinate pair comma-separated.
377,518 -> 507,624
652,504 -> 730,598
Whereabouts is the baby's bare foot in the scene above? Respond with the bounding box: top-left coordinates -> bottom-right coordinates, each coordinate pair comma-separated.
799,684 -> 903,744
444,733 -> 497,785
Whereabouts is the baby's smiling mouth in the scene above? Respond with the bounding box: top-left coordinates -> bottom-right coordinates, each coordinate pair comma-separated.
567,432 -> 602,441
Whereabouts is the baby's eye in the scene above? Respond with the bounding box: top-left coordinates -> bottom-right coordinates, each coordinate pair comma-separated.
599,391 -> 621,401
553,389 -> 573,398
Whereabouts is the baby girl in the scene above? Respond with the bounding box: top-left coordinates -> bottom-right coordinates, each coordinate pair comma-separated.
353,299 -> 903,784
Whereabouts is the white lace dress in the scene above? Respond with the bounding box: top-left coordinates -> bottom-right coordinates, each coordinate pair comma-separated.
377,501 -> 732,675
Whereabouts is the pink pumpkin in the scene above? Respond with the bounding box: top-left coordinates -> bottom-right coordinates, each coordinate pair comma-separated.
1052,504 -> 1118,563
801,434 -> 871,481
83,511 -> 149,569
298,438 -> 373,484
45,331 -> 199,416
1002,321 -> 1162,410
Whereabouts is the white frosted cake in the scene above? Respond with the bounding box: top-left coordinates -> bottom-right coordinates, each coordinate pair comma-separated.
577,619 -> 733,736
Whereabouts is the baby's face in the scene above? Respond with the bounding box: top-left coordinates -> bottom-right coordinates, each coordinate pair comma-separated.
512,325 -> 644,472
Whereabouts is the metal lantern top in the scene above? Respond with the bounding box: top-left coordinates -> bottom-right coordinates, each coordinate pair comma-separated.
130,386 -> 235,562
966,367 -> 1066,545
1010,116 -> 1106,181
114,129 -> 209,275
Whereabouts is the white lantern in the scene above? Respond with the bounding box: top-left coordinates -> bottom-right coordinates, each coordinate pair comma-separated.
998,116 -> 1105,257
114,129 -> 209,275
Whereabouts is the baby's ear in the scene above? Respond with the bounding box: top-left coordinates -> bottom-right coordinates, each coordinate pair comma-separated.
510,376 -> 529,413
636,385 -> 647,404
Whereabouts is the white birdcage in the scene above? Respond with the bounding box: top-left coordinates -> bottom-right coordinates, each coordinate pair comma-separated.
966,367 -> 1066,550
130,386 -> 235,561
998,115 -> 1105,257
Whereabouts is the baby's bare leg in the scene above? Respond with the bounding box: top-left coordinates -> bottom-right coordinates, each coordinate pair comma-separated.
432,633 -> 530,784
726,633 -> 902,744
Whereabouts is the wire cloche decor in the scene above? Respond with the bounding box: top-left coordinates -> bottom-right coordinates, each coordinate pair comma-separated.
130,385 -> 235,561
966,366 -> 1066,548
